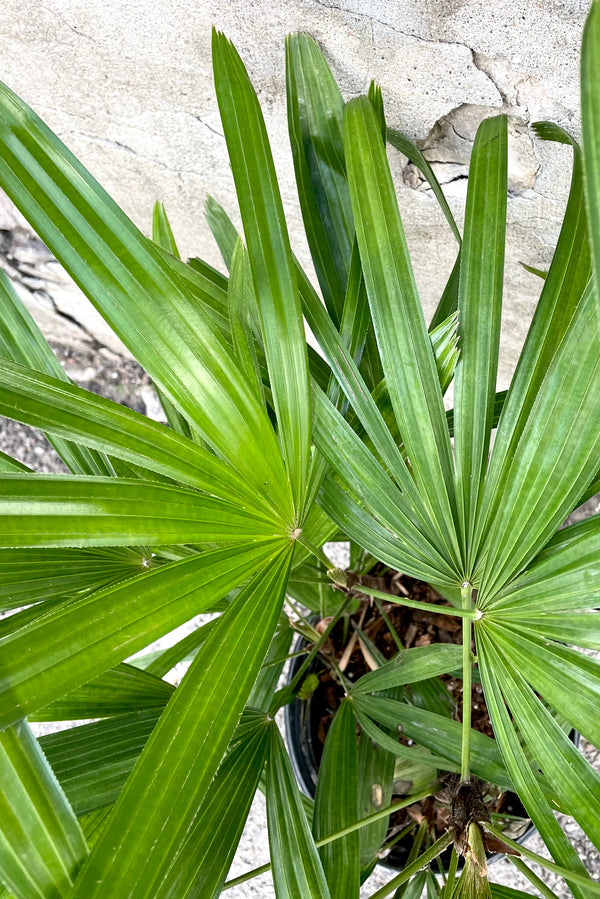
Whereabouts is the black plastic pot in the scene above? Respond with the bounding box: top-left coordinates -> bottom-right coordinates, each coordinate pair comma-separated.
283,633 -> 535,872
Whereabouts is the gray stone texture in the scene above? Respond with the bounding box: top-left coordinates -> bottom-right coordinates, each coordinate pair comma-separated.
0,0 -> 588,386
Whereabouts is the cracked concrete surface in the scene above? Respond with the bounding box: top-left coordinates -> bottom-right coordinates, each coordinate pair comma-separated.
403,105 -> 540,198
0,0 -> 585,387
0,195 -> 129,354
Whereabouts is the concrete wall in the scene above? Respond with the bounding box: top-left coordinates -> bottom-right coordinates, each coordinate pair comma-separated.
0,0 -> 589,383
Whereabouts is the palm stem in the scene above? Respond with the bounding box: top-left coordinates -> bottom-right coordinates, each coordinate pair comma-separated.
511,857 -> 562,899
295,533 -> 333,569
353,583 -> 481,620
485,822 -> 600,894
222,787 -> 436,890
460,581 -> 473,782
368,833 -> 454,899
268,592 -> 352,714
442,847 -> 459,899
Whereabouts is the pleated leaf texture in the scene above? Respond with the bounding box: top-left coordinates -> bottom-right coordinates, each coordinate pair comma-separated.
0,14 -> 599,899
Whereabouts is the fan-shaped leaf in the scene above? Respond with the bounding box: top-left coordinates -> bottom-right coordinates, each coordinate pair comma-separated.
213,32 -> 311,518
286,33 -> 352,324
69,548 -> 292,899
29,662 -> 173,721
313,699 -> 360,899
0,475 -> 281,548
0,539 -> 285,729
344,96 -> 459,570
0,81 -> 292,518
154,714 -> 270,899
0,361 -> 275,517
0,546 -> 146,611
0,721 -> 87,899
267,723 -> 332,899
453,115 -> 507,563
40,710 -> 161,816
477,628 -> 592,899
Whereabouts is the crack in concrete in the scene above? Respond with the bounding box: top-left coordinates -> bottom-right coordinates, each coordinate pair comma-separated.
417,157 -> 464,166
470,51 -> 509,106
77,134 -> 137,155
67,130 -> 206,180
515,82 -> 530,111
312,0 -> 505,104
42,289 -> 105,350
41,5 -> 96,43
1,240 -> 106,351
190,114 -> 224,139
444,117 -> 472,142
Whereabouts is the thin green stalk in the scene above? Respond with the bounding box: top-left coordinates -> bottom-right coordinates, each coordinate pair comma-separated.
379,821 -> 421,856
460,581 -> 473,782
434,852 -> 447,889
369,833 -> 454,899
288,573 -> 332,585
442,846 -> 459,899
406,819 -> 427,863
261,648 -> 307,669
319,789 -> 433,848
296,533 -> 334,569
485,822 -> 600,894
222,788 -> 435,890
374,597 -> 405,652
356,584 -> 481,620
392,821 -> 427,899
510,857 -> 563,899
269,591 -> 353,714
222,863 -> 267,890
286,596 -> 318,633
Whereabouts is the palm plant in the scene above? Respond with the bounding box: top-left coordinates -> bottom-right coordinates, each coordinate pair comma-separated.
0,4 -> 599,898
